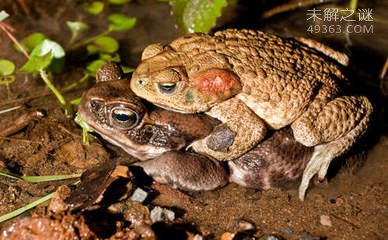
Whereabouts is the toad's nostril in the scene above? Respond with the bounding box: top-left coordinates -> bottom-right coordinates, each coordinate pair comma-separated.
137,79 -> 144,85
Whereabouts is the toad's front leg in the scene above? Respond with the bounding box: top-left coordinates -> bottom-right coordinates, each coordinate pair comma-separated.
190,97 -> 268,161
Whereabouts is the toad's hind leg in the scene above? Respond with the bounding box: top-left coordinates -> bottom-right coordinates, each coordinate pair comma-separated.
291,95 -> 373,200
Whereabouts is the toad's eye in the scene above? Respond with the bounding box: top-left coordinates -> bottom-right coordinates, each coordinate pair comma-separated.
110,107 -> 139,130
157,82 -> 178,95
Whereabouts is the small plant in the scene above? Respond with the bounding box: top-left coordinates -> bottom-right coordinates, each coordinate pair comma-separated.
0,59 -> 16,87
164,0 -> 227,33
0,3 -> 136,117
64,12 -> 136,94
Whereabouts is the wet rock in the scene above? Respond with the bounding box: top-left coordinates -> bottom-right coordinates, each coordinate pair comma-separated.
0,214 -> 95,240
108,200 -> 152,226
228,219 -> 256,234
319,215 -> 332,227
220,232 -> 235,240
280,226 -> 293,234
0,184 -> 21,205
150,206 -> 175,223
109,222 -> 156,240
130,187 -> 149,203
263,236 -> 283,240
48,185 -> 71,214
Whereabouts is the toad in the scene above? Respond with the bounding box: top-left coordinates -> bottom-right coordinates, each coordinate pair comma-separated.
78,63 -> 313,192
130,29 -> 373,199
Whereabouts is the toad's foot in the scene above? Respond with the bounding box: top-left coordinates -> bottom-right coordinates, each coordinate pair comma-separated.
133,151 -> 228,191
294,95 -> 373,200
190,97 -> 267,161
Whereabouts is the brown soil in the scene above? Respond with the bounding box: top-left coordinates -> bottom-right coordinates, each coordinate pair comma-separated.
0,0 -> 387,239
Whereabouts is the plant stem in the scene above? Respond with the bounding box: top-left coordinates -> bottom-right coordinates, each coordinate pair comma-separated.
350,0 -> 358,11
62,73 -> 90,92
0,23 -> 29,59
39,69 -> 73,116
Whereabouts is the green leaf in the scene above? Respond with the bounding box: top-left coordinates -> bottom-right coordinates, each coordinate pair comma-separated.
0,10 -> 9,22
37,39 -> 65,58
83,1 -> 104,15
20,52 -> 53,73
67,21 -> 89,40
109,0 -> 131,4
15,32 -> 47,53
20,39 -> 65,73
0,59 -> 15,76
48,57 -> 65,73
70,97 -> 82,105
86,59 -> 107,75
99,53 -> 121,62
0,76 -> 15,85
169,0 -> 227,33
121,66 -> 134,73
108,14 -> 136,31
87,36 -> 119,55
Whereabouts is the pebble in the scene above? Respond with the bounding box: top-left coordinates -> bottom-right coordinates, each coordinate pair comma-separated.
130,188 -> 148,202
300,231 -> 324,240
280,226 -> 293,234
150,206 -> 175,223
263,235 -> 283,240
319,215 -> 332,227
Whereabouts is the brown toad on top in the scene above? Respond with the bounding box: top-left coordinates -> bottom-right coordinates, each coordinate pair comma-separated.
130,29 -> 373,200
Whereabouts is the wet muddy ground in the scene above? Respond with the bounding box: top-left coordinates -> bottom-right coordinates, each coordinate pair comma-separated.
0,0 -> 387,239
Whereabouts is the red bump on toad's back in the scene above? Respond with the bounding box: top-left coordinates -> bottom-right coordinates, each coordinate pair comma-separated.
194,69 -> 241,100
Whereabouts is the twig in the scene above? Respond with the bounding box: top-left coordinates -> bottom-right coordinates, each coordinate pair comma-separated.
330,213 -> 360,229
0,23 -> 29,59
261,0 -> 336,19
17,0 -> 30,15
0,136 -> 42,144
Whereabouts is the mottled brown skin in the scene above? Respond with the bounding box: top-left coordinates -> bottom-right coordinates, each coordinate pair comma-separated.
79,63 -> 315,192
79,63 -> 228,191
229,128 -> 313,189
79,64 -> 220,160
130,29 -> 373,199
134,151 -> 229,191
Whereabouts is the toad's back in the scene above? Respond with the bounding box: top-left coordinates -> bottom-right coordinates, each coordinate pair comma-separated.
169,29 -> 348,128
